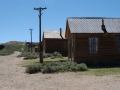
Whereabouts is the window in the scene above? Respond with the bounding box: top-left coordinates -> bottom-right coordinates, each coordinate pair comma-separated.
89,38 -> 98,53
63,42 -> 67,50
117,37 -> 120,53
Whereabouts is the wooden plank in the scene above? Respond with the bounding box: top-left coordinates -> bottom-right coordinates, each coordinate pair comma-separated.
74,33 -> 120,61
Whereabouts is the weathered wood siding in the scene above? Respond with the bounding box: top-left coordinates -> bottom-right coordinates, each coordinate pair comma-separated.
74,33 -> 120,65
44,39 -> 68,56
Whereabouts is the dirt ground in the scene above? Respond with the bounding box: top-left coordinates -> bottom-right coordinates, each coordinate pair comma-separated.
0,52 -> 120,90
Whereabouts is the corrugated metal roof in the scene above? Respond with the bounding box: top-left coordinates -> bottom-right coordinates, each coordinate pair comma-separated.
67,17 -> 120,33
44,30 -> 66,39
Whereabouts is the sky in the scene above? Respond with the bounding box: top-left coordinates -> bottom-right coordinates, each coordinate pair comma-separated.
0,0 -> 120,43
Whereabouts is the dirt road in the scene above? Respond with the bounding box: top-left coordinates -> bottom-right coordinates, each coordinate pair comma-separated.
0,52 -> 120,90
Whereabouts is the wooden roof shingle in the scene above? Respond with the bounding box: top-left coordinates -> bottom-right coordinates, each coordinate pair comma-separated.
67,17 -> 120,33
43,30 -> 66,39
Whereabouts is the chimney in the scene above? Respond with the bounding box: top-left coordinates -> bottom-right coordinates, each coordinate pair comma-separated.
60,28 -> 63,39
101,19 -> 107,33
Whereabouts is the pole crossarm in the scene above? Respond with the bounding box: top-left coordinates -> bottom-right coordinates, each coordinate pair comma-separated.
34,7 -> 47,11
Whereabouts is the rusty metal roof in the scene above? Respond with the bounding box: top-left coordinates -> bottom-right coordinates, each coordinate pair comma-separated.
43,30 -> 66,39
67,17 -> 120,33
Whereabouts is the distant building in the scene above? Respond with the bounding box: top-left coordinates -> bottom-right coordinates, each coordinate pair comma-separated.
42,29 -> 68,56
25,42 -> 39,52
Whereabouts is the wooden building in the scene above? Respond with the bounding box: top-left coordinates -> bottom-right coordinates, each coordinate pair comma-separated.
42,29 -> 68,56
65,17 -> 120,66
25,42 -> 40,52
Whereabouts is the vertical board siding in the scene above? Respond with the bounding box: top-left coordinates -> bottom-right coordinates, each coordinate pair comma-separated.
74,34 -> 120,63
44,39 -> 68,56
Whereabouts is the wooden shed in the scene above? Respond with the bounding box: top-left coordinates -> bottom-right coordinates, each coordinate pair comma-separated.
42,29 -> 68,56
65,17 -> 120,66
25,42 -> 40,52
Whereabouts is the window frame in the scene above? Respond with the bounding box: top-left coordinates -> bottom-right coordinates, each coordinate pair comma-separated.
62,42 -> 67,51
117,37 -> 120,53
89,37 -> 98,54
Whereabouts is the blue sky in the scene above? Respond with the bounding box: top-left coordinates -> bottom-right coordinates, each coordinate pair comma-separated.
0,0 -> 120,43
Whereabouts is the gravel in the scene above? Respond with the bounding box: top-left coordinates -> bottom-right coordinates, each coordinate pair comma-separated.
0,52 -> 120,90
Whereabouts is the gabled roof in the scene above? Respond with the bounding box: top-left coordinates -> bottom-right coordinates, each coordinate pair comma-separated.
43,30 -> 66,39
67,17 -> 120,33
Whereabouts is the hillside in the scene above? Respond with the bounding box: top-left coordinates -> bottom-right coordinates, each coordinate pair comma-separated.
5,41 -> 25,45
0,41 -> 25,56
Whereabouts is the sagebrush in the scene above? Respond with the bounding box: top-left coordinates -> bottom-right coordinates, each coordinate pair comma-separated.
18,52 -> 39,59
26,61 -> 88,74
26,63 -> 43,74
42,61 -> 88,73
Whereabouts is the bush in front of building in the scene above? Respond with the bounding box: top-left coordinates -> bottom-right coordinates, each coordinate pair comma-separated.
70,63 -> 88,71
43,52 -> 63,59
25,61 -> 88,74
26,63 -> 43,74
41,61 -> 88,74
51,52 -> 63,59
43,53 -> 52,58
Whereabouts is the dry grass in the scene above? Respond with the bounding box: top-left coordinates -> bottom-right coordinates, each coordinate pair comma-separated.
19,57 -> 68,67
19,57 -> 120,76
76,67 -> 120,76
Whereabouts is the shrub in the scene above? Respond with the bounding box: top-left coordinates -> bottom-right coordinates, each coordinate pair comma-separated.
18,52 -> 39,59
0,49 -> 13,56
17,52 -> 29,57
42,62 -> 59,73
43,53 -> 52,58
26,63 -> 43,74
42,65 -> 58,74
53,52 -> 58,56
42,66 -> 49,74
41,61 -> 88,74
51,56 -> 56,59
51,52 -> 63,59
25,53 -> 38,59
42,62 -> 66,74
56,54 -> 63,58
47,61 -> 59,66
78,63 -> 88,71
25,61 -> 88,74
43,52 -> 63,59
70,63 -> 88,71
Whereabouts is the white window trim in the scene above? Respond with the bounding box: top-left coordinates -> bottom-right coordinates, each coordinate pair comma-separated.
89,38 -> 98,53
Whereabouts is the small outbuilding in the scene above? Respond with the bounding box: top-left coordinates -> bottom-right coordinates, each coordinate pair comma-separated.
65,17 -> 120,66
42,29 -> 68,56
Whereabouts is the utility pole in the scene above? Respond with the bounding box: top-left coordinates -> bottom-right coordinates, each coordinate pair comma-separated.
29,28 -> 33,52
34,7 -> 47,63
